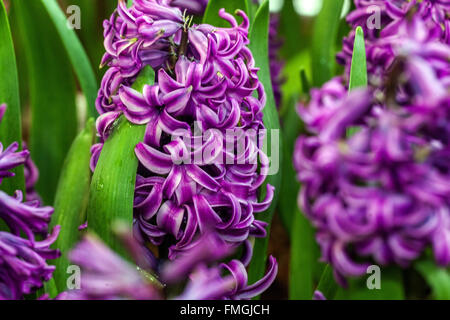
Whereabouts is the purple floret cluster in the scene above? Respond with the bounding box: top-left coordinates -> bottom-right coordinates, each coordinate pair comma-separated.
0,104 -> 60,300
86,0 -> 277,299
294,0 -> 450,284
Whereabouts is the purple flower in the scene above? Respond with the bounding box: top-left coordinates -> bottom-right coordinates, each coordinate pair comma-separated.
93,0 -> 275,273
0,104 -> 60,300
56,233 -> 160,300
337,0 -> 450,86
58,229 -> 277,300
269,14 -> 285,108
313,290 -> 326,300
175,255 -> 277,300
295,1 -> 450,282
0,227 -> 60,300
0,105 -> 29,183
23,142 -> 41,203
295,72 -> 450,283
169,0 -> 209,15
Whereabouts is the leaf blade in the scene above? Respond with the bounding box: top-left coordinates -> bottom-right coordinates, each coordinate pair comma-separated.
349,26 -> 368,91
0,0 -> 24,196
50,118 -> 96,293
11,0 -> 79,205
87,66 -> 155,256
416,260 -> 450,300
311,0 -> 345,87
41,0 -> 98,119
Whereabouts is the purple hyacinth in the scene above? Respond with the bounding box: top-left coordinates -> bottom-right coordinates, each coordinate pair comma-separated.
294,2 -> 450,283
169,0 -> 209,15
93,0 -> 275,263
0,104 -> 60,300
337,0 -> 450,86
58,229 -> 277,300
56,233 -> 160,300
23,142 -> 41,204
172,1 -> 286,108
313,290 -> 326,300
269,14 -> 285,108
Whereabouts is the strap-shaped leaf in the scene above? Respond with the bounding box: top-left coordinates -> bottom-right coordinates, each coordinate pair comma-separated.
347,27 -> 367,139
289,208 -> 317,299
246,0 -> 283,294
11,0 -> 78,205
416,260 -> 450,300
316,264 -> 339,300
40,0 -> 98,119
311,0 -> 344,87
278,96 -> 301,234
50,118 -> 96,293
335,267 -> 405,300
87,66 -> 154,256
0,0 -> 24,196
349,26 -> 368,91
203,0 -> 249,26
246,0 -> 258,24
278,0 -> 302,59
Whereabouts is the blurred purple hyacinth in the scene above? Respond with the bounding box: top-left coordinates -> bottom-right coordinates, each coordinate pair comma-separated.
337,0 -> 450,86
294,1 -> 450,284
56,233 -> 160,300
268,14 -> 285,108
58,230 -> 277,300
0,103 -> 60,300
91,0 -> 277,298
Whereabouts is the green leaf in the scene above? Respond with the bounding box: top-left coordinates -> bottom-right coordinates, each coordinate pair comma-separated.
416,260 -> 450,300
300,69 -> 311,96
41,0 -> 98,119
284,91 -> 321,299
12,0 -> 78,205
335,267 -> 405,300
278,96 -> 301,234
203,0 -> 249,26
279,51 -> 311,116
87,66 -> 154,256
311,0 -> 345,87
289,209 -> 317,299
50,118 -> 96,293
246,0 -> 258,24
347,27 -> 367,138
246,0 -> 283,296
348,26 -> 367,91
70,0 -> 103,74
0,0 -> 24,196
279,0 -> 302,59
316,264 -> 340,300
44,277 -> 58,299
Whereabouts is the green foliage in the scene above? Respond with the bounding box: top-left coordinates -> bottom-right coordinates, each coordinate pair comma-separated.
311,0 -> 345,87
349,26 -> 368,90
246,0 -> 283,295
0,0 -> 24,196
41,0 -> 98,118
203,0 -> 249,26
50,119 -> 96,293
87,66 -> 154,257
12,0 -> 78,205
416,260 -> 450,300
